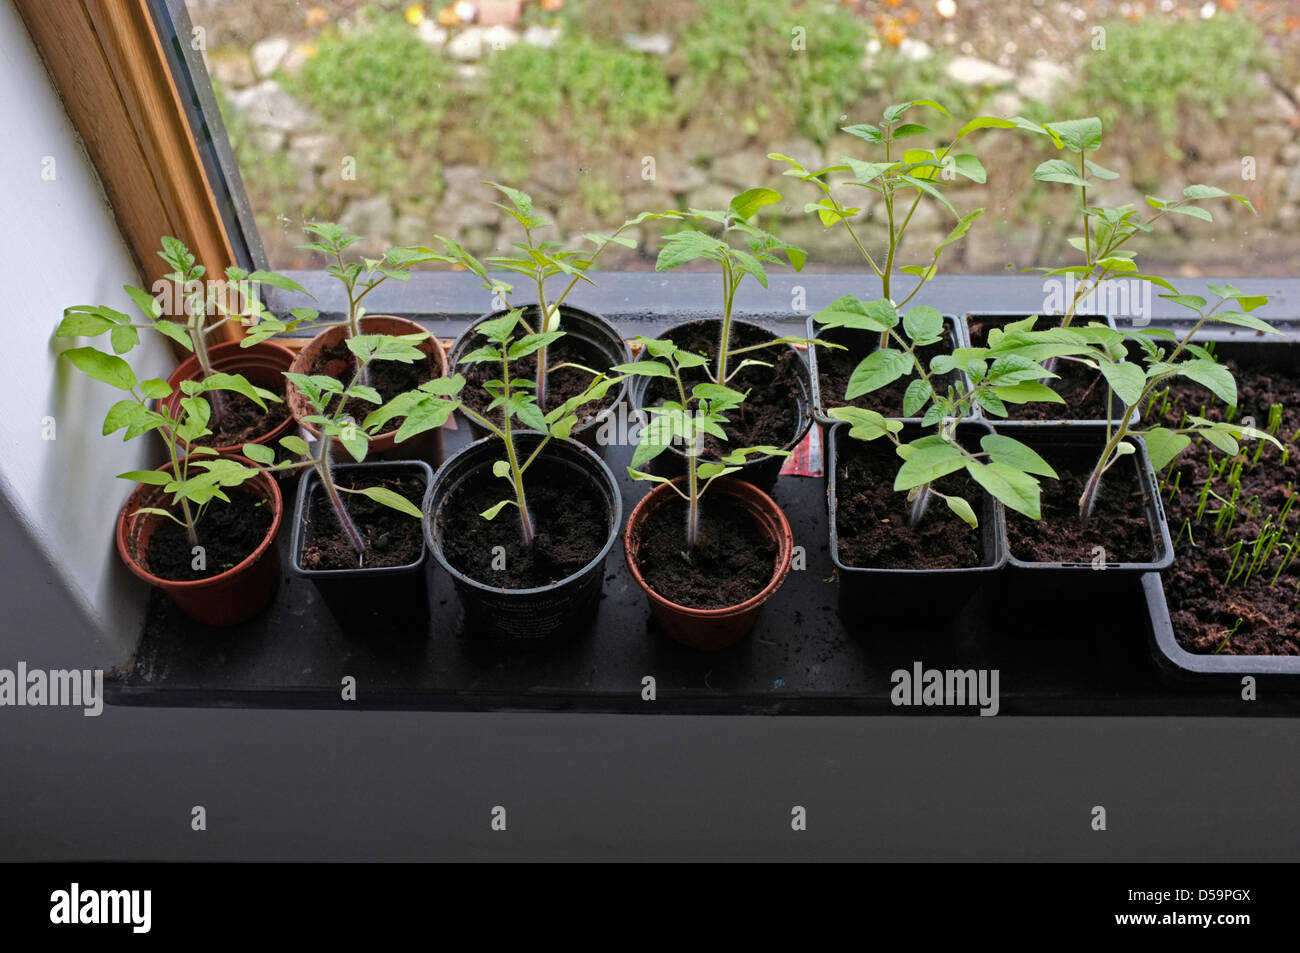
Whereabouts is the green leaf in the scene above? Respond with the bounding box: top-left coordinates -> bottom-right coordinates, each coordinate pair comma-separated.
1176,358 -> 1237,406
139,378 -> 171,400
240,443 -> 276,465
1033,159 -> 1089,187
656,230 -> 727,272
729,187 -> 782,220
492,459 -> 511,479
1043,117 -> 1103,153
842,158 -> 897,185
841,123 -> 883,143
991,381 -> 1066,405
980,435 -> 1057,478
812,295 -> 898,333
124,285 -> 163,319
895,439 -> 968,490
154,319 -> 193,350
954,115 -> 1017,138
945,495 -> 978,528
903,378 -> 932,417
1142,428 -> 1193,470
355,486 -> 423,519
1098,361 -> 1146,407
896,173 -> 957,217
1211,311 -> 1280,335
611,360 -> 672,378
192,371 -> 276,410
891,123 -> 931,139
117,469 -> 171,486
902,306 -> 944,346
279,435 -> 310,457
63,347 -> 136,391
966,460 -> 1041,519
1167,204 -> 1214,222
697,462 -> 740,480
950,154 -> 986,183
845,349 -> 913,400
828,406 -> 903,441
1183,184 -> 1255,213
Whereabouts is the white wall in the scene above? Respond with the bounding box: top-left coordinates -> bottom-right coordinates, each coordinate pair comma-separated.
0,0 -> 176,666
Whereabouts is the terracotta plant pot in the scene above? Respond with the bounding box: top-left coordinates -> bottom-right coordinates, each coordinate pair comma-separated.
624,477 -> 794,651
115,457 -> 283,626
161,340 -> 296,454
286,315 -> 449,465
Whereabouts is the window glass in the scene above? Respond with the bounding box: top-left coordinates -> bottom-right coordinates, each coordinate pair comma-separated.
185,0 -> 1298,276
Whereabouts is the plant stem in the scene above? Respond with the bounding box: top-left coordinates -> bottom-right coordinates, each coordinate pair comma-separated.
906,484 -> 932,528
316,437 -> 366,557
715,258 -> 738,385
501,348 -> 536,546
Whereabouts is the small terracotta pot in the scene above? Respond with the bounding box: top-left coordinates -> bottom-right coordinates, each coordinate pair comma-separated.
115,457 -> 283,627
161,340 -> 296,454
624,477 -> 794,651
287,315 -> 448,465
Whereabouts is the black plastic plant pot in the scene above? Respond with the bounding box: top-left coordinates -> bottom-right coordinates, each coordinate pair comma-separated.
626,318 -> 814,494
807,312 -> 974,426
964,311 -> 1126,424
424,431 -> 622,646
826,420 -> 1008,631
995,423 -> 1174,592
1142,572 -> 1300,689
446,303 -> 632,456
290,460 -> 434,635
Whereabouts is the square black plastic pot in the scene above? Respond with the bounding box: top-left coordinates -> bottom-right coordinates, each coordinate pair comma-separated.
964,311 -> 1125,425
807,312 -> 974,427
290,460 -> 433,633
1142,572 -> 1300,689
996,422 -> 1174,589
626,318 -> 813,493
826,420 -> 1008,633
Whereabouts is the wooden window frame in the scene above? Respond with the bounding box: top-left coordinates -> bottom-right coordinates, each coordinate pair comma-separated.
15,0 -> 244,343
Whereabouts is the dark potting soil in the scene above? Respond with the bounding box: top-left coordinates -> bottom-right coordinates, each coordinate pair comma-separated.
833,436 -> 984,569
300,475 -> 426,570
816,322 -> 960,418
966,316 -> 1112,421
1157,358 -> 1300,655
642,321 -> 804,456
195,383 -> 290,448
309,340 -> 439,435
1005,443 -> 1155,564
437,458 -> 608,588
458,334 -> 618,429
633,494 -> 777,610
146,490 -> 272,581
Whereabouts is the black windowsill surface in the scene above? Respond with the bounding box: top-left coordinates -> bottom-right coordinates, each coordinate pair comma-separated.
107,279 -> 1300,715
